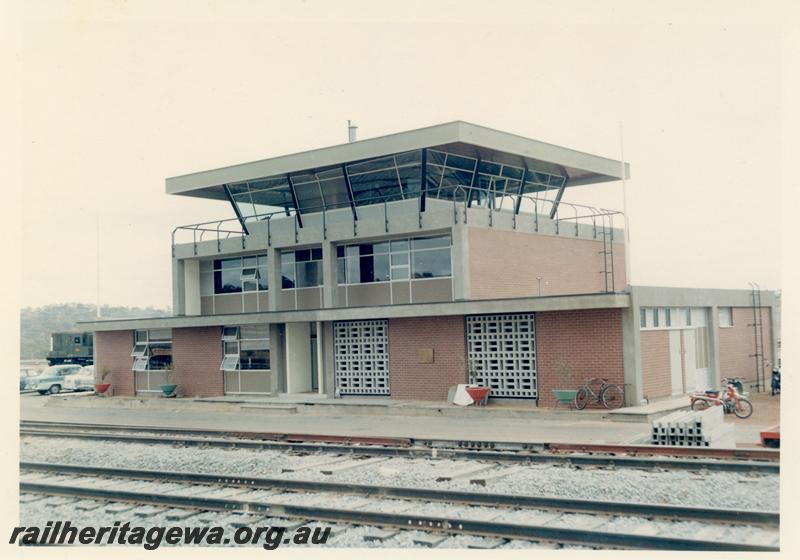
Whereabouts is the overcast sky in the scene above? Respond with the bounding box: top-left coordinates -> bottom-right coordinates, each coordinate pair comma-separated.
14,1 -> 788,310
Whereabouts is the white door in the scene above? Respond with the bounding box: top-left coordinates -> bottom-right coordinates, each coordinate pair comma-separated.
682,329 -> 696,393
669,330 -> 684,395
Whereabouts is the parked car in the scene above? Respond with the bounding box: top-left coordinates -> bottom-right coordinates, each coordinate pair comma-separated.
63,365 -> 95,392
26,364 -> 83,395
19,368 -> 40,391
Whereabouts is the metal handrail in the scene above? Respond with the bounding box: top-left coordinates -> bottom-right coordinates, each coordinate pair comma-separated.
171,183 -> 624,253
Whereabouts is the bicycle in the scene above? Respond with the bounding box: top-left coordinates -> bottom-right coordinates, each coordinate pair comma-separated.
575,378 -> 625,410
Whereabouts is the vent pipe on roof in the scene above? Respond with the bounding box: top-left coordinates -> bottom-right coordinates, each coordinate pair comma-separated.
347,120 -> 358,143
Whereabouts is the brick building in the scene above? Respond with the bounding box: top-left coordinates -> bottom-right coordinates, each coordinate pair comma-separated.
82,122 -> 779,406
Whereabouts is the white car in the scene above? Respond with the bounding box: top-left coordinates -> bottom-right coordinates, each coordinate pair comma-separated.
63,365 -> 95,392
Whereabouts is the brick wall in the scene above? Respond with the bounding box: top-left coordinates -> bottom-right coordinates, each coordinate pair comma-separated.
640,329 -> 672,400
469,227 -> 626,299
94,330 -> 135,397
535,309 -> 624,408
172,326 -> 224,397
719,307 -> 773,383
388,316 -> 467,401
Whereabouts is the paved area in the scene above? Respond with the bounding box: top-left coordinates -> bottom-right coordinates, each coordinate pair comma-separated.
21,394 -> 649,445
20,391 -> 775,447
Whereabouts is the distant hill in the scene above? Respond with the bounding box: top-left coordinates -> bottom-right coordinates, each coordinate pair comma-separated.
20,303 -> 171,359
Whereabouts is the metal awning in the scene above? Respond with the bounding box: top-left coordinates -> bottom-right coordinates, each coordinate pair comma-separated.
166,121 -> 629,220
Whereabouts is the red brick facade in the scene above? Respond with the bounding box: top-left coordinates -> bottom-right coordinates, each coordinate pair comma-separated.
388,316 -> 467,400
535,309 -> 624,408
172,326 -> 224,397
640,329 -> 672,400
469,227 -> 626,299
94,330 -> 135,397
719,307 -> 773,382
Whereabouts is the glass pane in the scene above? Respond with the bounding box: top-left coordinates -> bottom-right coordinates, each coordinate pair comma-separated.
200,260 -> 213,273
391,266 -> 409,280
373,241 -> 391,254
219,258 -> 241,269
241,339 -> 268,351
240,324 -> 269,339
445,153 -> 477,171
200,272 -> 214,296
242,279 -> 257,292
224,341 -> 239,355
337,258 -> 346,284
398,165 -> 421,197
239,349 -> 270,370
391,252 -> 408,266
149,329 -> 171,341
311,248 -> 322,260
346,256 -> 359,285
222,326 -> 239,340
293,181 -> 324,214
232,192 -> 255,218
295,249 -> 311,262
281,261 -> 295,289
412,248 -> 451,279
242,256 -> 257,267
412,236 -> 450,250
347,155 -> 396,175
395,150 -> 421,166
221,356 -> 239,371
134,330 -> 148,343
391,239 -> 409,252
336,245 -> 345,258
358,254 -> 389,283
296,261 -> 321,288
319,176 -> 350,209
257,266 -> 268,290
216,268 -> 242,293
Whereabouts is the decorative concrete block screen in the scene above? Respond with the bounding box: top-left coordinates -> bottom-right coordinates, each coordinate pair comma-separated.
466,313 -> 537,398
334,319 -> 390,395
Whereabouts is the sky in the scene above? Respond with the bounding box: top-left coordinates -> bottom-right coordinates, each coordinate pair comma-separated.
11,1 -> 791,310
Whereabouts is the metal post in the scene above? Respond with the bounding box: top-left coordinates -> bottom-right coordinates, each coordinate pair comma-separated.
223,184 -> 250,236
287,175 -> 303,228
341,164 -> 358,223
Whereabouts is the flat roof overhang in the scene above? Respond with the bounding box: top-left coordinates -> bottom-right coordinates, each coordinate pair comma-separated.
79,292 -> 631,332
166,121 -> 630,201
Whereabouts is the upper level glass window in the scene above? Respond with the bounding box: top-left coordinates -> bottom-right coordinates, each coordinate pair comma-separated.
337,235 -> 452,285
207,255 -> 268,295
281,248 -> 323,289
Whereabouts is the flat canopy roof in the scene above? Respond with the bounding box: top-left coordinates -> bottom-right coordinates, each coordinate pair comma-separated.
166,121 -> 630,205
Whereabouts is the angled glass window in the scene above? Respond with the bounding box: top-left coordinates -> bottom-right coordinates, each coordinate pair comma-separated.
220,355 -> 239,371
241,267 -> 259,292
222,326 -> 239,341
133,356 -> 149,372
131,343 -> 148,358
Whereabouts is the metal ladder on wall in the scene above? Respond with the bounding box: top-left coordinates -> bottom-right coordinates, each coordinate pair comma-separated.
598,215 -> 615,292
749,284 -> 767,392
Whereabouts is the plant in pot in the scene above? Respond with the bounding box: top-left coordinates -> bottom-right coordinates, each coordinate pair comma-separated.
159,371 -> 178,398
551,360 -> 578,408
94,368 -> 112,395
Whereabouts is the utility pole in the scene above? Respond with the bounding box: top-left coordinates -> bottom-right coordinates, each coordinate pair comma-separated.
96,214 -> 101,319
620,121 -> 632,286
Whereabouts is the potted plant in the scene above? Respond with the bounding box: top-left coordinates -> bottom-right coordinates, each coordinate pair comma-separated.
159,371 -> 178,398
94,367 -> 112,395
551,360 -> 578,407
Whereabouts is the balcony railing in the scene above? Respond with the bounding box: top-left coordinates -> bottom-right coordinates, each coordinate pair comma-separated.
172,185 -> 623,256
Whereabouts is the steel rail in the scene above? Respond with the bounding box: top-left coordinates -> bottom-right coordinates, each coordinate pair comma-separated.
19,422 -> 780,473
21,462 -> 779,527
19,474 -> 778,551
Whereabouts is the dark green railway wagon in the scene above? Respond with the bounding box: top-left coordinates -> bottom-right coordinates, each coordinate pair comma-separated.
46,332 -> 94,366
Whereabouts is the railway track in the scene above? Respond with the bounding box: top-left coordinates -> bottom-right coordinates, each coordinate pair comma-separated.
20,462 -> 779,551
19,420 -> 779,474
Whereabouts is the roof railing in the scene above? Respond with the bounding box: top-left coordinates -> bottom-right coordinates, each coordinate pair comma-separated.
172,185 -> 623,255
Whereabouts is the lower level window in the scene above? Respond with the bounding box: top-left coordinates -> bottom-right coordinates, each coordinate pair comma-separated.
220,325 -> 270,370
131,329 -> 172,371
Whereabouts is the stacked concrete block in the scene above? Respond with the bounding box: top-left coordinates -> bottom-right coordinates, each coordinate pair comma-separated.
650,406 -> 735,448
